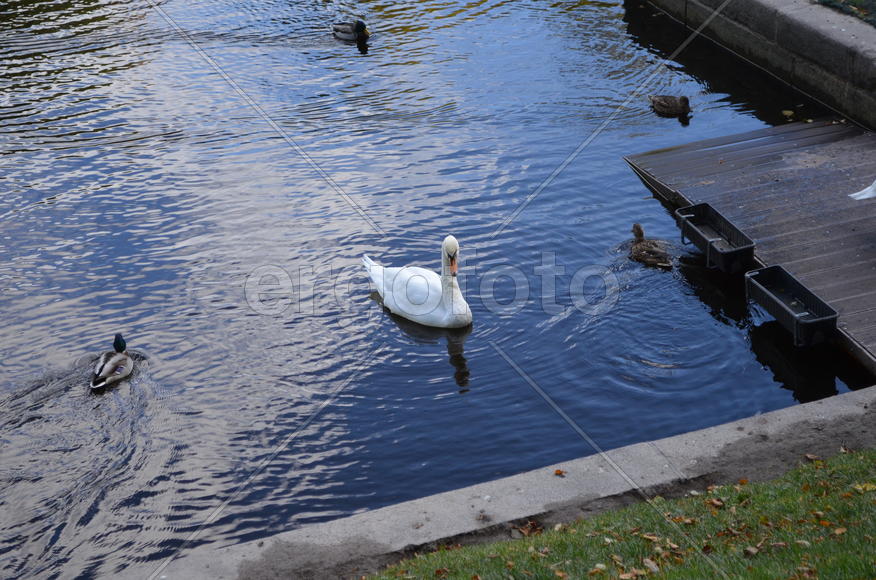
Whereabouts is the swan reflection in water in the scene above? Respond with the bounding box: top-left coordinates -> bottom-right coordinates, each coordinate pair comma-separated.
370,292 -> 472,390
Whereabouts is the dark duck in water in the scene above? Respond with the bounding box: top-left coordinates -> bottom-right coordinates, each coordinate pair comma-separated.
648,95 -> 691,119
630,223 -> 671,270
332,20 -> 370,42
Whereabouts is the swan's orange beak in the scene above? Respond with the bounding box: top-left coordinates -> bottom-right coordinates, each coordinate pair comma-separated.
449,255 -> 458,277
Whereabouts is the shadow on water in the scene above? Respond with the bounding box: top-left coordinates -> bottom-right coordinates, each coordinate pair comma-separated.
370,292 -> 472,391
676,251 -> 875,401
676,253 -> 750,327
622,0 -> 831,124
749,321 -> 874,403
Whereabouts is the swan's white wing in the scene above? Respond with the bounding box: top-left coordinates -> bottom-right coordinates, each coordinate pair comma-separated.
363,255 -> 396,300
391,266 -> 441,306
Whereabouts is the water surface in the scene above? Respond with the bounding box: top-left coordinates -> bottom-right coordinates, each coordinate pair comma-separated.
0,0 -> 868,576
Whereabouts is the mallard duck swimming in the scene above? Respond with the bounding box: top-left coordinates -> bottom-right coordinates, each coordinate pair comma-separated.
91,333 -> 133,390
332,20 -> 370,42
630,223 -> 671,270
648,95 -> 691,118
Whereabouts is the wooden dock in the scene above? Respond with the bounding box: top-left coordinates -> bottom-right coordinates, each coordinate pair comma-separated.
625,120 -> 876,370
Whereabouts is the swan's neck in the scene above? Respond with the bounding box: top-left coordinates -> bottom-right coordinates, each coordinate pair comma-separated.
441,272 -> 459,292
441,274 -> 468,316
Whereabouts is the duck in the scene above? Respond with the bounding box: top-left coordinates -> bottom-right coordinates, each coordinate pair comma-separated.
849,179 -> 876,200
648,95 -> 691,118
91,333 -> 133,390
363,235 -> 473,329
630,223 -> 671,270
332,20 -> 370,42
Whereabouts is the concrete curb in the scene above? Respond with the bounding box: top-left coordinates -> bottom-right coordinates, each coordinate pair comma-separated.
646,0 -> 876,128
156,386 -> 875,579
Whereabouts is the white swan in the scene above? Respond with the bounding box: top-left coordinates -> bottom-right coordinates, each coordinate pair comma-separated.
363,235 -> 473,329
849,179 -> 876,200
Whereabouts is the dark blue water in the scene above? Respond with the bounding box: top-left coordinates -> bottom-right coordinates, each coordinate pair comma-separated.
0,0 -> 869,577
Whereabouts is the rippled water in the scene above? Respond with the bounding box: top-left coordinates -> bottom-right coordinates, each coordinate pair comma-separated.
0,0 -> 870,577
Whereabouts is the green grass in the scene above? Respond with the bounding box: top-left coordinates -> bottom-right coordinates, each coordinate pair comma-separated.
373,450 -> 876,579
817,0 -> 876,26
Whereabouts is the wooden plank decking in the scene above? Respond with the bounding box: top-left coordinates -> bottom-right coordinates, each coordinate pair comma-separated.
625,120 -> 876,368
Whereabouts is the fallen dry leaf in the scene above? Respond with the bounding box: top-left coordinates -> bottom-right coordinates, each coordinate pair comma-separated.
853,483 -> 876,493
795,540 -> 811,547
554,469 -> 567,477
514,521 -> 543,537
642,558 -> 659,573
834,527 -> 847,535
738,478 -> 749,485
435,568 -> 449,577
641,533 -> 660,542
804,453 -> 820,462
701,544 -> 714,554
706,498 -> 725,509
471,575 -> 481,580
744,546 -> 759,557
554,571 -> 568,579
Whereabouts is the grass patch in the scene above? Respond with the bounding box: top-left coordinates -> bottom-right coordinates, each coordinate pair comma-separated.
372,450 -> 876,579
816,0 -> 876,26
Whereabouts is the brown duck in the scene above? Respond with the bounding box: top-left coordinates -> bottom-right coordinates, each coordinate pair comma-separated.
630,223 -> 671,270
648,95 -> 691,118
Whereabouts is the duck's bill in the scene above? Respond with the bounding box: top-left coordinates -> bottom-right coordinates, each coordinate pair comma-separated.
90,375 -> 106,389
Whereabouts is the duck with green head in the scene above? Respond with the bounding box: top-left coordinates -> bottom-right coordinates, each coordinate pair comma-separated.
91,333 -> 133,390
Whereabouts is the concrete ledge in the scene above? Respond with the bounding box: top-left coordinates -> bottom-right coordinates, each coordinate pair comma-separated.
157,386 -> 876,579
647,0 -> 876,128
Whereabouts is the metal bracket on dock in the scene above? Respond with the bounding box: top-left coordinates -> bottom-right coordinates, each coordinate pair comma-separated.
674,203 -> 755,274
